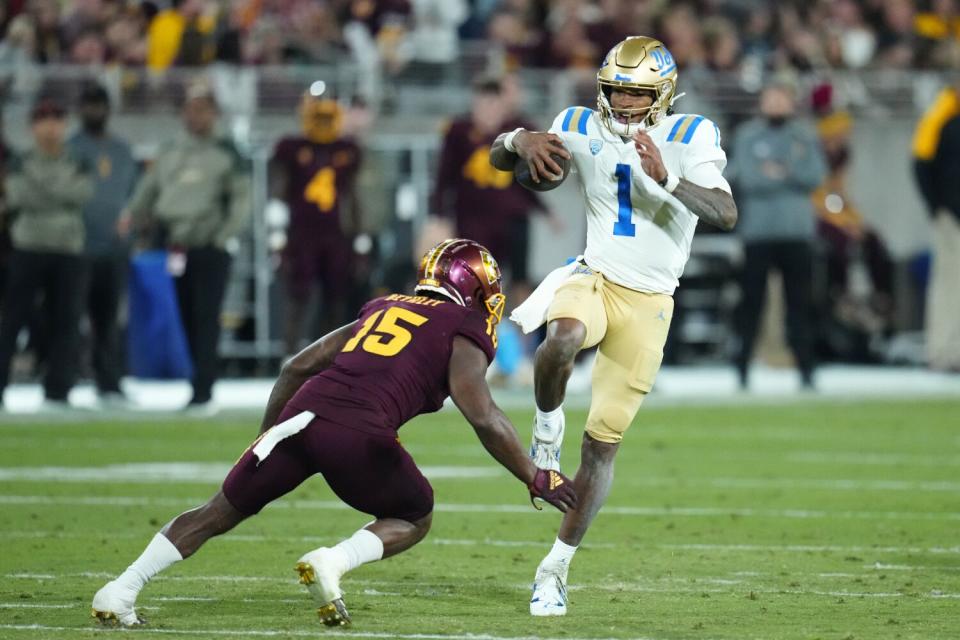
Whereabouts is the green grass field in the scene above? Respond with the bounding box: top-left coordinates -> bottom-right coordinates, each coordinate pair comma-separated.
0,398 -> 958,640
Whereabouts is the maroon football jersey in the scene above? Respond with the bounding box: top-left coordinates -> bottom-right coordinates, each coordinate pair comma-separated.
288,294 -> 497,434
271,136 -> 361,236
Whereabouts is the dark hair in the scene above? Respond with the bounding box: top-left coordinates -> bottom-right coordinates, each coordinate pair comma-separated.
472,73 -> 503,96
31,96 -> 67,121
79,82 -> 110,106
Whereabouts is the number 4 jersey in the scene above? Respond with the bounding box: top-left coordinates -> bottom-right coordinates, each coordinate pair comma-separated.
549,108 -> 731,295
287,294 -> 497,434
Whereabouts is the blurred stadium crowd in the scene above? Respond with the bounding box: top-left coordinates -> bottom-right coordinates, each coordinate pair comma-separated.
0,0 -> 958,71
0,1 -> 958,411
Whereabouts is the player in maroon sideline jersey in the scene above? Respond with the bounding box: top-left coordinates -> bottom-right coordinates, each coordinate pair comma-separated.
91,239 -> 577,629
269,91 -> 363,354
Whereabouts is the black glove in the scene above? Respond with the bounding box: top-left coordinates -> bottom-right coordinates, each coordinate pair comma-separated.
528,468 -> 578,512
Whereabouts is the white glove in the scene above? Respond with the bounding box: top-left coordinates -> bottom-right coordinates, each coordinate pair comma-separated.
264,198 -> 290,229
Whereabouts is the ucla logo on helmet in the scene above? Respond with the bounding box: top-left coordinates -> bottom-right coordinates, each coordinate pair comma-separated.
589,139 -> 603,155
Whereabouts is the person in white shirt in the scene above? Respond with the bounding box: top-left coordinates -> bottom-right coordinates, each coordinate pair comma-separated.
490,35 -> 738,617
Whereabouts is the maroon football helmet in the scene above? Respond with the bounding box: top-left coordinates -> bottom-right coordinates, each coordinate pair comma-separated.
415,239 -> 506,324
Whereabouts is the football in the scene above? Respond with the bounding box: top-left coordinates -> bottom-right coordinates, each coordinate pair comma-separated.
514,153 -> 570,192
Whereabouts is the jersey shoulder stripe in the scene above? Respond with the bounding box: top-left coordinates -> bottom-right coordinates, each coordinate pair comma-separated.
666,114 -> 706,144
561,107 -> 593,135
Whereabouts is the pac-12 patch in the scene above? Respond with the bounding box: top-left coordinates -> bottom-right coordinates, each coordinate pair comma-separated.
589,139 -> 603,155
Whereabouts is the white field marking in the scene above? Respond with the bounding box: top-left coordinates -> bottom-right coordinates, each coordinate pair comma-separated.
787,451 -> 960,467
0,603 -> 74,609
0,530 -> 616,550
624,476 -> 960,493
869,563 -> 960,572
663,543 -> 960,554
3,494 -> 959,521
6,461 -> 959,493
0,624 -> 663,640
9,573 -> 960,598
0,463 -> 500,483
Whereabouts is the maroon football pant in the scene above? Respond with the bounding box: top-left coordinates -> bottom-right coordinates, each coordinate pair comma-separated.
222,406 -> 434,523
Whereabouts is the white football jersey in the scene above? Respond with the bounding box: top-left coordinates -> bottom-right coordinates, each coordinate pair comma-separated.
549,108 -> 731,295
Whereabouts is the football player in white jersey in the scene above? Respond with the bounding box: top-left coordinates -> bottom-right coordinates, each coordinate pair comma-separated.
490,36 -> 738,616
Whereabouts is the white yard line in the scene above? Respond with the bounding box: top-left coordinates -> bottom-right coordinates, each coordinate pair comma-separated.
664,543 -> 960,554
4,462 -> 959,493
786,452 -> 960,467
0,464 -> 500,483
2,494 -> 958,521
0,624 -> 665,640
6,574 -> 959,599
0,604 -> 74,609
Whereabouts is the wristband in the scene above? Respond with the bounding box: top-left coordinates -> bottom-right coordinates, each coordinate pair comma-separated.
503,127 -> 525,153
658,172 -> 680,193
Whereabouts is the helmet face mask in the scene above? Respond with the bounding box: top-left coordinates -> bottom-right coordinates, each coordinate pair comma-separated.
597,36 -> 679,137
415,239 -> 505,324
300,95 -> 342,143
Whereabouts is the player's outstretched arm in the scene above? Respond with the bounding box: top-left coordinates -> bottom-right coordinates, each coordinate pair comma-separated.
671,180 -> 738,231
490,130 -> 570,183
258,322 -> 357,434
448,337 -> 578,512
634,129 -> 738,231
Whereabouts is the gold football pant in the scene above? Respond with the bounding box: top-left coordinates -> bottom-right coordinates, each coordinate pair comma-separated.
546,270 -> 673,443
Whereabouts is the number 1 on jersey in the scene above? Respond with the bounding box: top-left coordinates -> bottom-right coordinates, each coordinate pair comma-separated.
613,163 -> 636,237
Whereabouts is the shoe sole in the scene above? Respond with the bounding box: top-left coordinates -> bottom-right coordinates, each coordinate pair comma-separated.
91,609 -> 144,626
295,561 -> 351,627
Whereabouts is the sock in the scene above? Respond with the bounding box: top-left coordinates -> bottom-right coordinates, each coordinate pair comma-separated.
331,528 -> 384,573
535,405 -> 564,441
115,533 -> 183,593
542,537 -> 578,571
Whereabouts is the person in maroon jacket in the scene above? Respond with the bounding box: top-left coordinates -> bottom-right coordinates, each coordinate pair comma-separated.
431,74 -> 561,285
269,92 -> 363,354
91,239 -> 577,629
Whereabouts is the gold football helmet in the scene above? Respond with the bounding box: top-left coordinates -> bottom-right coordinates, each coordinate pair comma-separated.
300,93 -> 342,144
597,36 -> 679,135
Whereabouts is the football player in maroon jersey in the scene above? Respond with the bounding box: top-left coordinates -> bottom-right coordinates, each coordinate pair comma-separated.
269,91 -> 363,354
92,239 -> 577,628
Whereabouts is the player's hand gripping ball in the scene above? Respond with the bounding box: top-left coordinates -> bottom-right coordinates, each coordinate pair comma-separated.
513,132 -> 571,192
528,468 -> 578,512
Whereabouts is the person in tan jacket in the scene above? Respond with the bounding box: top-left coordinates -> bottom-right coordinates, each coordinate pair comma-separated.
0,97 -> 93,409
124,84 -> 250,412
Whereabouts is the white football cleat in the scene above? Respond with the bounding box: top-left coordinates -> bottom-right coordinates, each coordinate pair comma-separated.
530,561 -> 569,616
530,411 -> 565,472
296,548 -> 351,627
91,580 -> 144,627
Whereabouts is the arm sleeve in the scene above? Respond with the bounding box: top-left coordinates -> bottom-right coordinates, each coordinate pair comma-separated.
52,153 -> 94,206
680,118 -> 732,193
785,129 -> 827,192
215,148 -> 252,247
431,121 -> 458,218
126,159 -> 161,224
729,128 -> 786,195
456,311 -> 497,364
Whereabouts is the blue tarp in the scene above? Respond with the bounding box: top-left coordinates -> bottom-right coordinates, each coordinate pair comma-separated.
127,251 -> 193,379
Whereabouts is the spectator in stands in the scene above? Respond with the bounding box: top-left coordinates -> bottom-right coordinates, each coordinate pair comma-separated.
914,0 -> 960,68
912,67 -> 960,372
432,73 -> 557,285
730,79 -> 827,389
0,97 -> 93,410
123,83 -> 250,413
146,0 -> 214,71
26,0 -> 64,63
812,108 -> 895,362
69,82 -> 140,406
403,0 -> 468,82
268,91 -> 362,355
